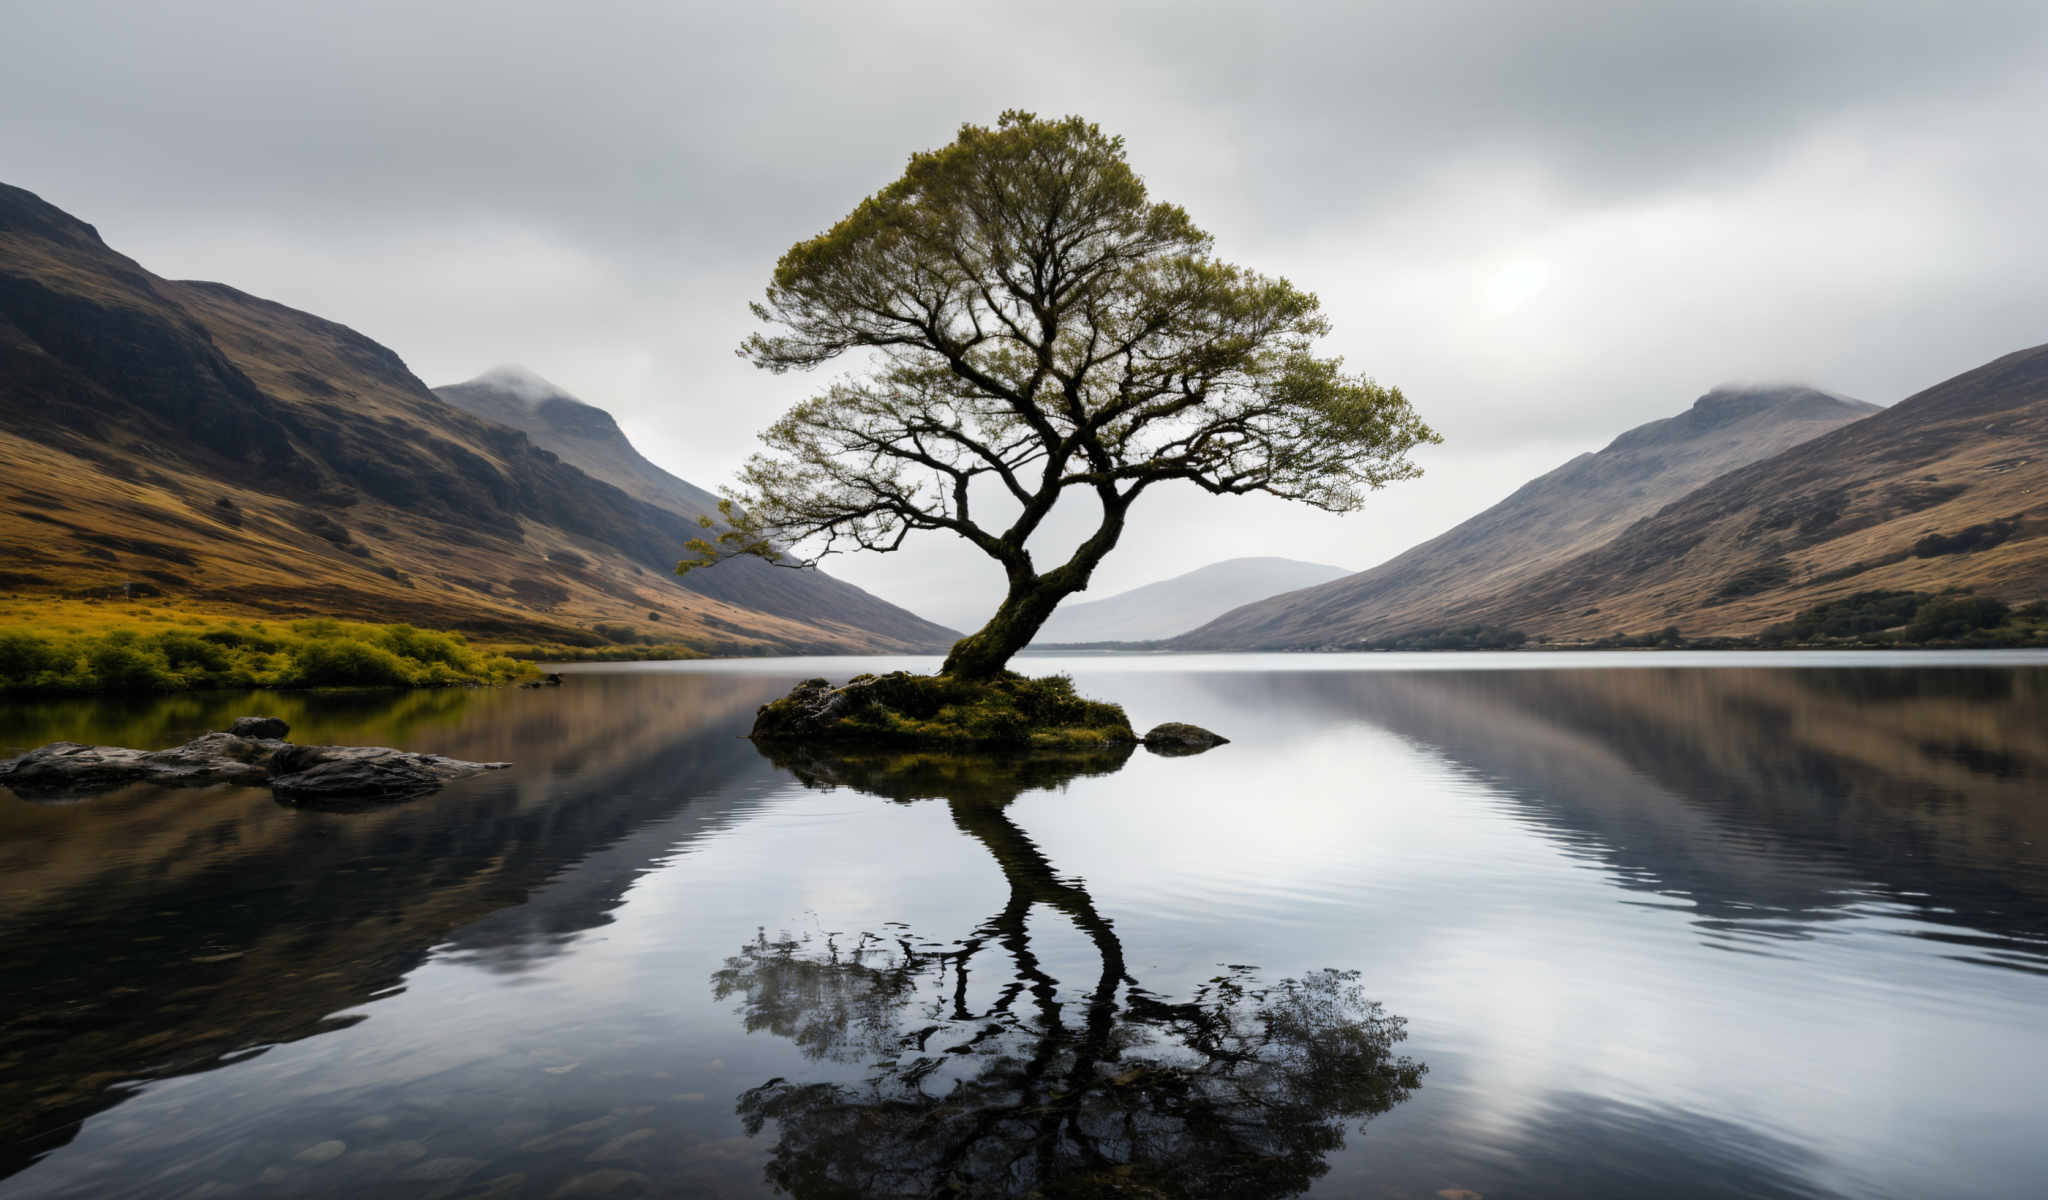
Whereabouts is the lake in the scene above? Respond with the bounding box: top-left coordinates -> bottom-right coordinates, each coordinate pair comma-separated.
2,652 -> 2045,1199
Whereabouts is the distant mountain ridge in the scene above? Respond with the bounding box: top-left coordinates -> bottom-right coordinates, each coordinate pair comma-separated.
0,181 -> 952,652
1176,386 -> 1877,648
1030,557 -> 1351,645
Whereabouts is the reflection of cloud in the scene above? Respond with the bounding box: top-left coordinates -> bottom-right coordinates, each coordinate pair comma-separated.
1478,1090 -> 1834,1199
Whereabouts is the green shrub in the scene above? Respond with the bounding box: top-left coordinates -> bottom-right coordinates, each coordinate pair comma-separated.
286,638 -> 420,687
1905,595 -> 2009,642
0,631 -> 55,680
87,641 -> 176,692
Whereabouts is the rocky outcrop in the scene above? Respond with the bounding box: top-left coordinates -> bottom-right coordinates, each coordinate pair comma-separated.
1140,722 -> 1230,756
748,672 -> 1136,750
0,716 -> 507,802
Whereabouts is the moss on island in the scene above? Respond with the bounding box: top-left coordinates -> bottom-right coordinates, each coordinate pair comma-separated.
750,671 -> 1136,751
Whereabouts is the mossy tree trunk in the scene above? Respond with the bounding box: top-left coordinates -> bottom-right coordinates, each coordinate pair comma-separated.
939,503 -> 1127,680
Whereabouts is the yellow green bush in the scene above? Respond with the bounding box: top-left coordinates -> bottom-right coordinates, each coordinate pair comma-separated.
0,619 -> 534,694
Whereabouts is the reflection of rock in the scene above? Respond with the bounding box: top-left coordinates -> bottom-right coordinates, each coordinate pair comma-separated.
756,739 -> 1134,805
0,728 -> 506,802
1142,721 -> 1230,755
268,744 -> 510,808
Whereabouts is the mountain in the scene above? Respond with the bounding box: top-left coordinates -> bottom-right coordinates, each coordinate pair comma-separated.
0,182 -> 953,652
1424,342 -> 2048,640
1031,557 -> 1351,645
434,367 -> 725,521
429,366 -> 952,636
1175,386 -> 1877,648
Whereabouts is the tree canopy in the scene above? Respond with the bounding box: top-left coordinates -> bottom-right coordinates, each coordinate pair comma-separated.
684,111 -> 1438,677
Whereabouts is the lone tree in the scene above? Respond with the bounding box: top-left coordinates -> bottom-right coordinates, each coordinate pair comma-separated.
684,111 -> 1437,679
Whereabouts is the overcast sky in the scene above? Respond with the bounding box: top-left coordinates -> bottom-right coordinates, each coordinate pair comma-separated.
6,0 -> 2046,629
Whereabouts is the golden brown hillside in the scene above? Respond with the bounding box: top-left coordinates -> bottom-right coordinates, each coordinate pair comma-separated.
0,183 -> 952,653
1449,342 -> 2048,640
1173,386 -> 1875,648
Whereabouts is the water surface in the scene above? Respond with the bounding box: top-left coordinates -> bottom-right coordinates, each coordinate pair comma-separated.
2,653 -> 2044,1198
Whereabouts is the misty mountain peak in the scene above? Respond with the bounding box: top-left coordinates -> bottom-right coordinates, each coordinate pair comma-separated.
471,364 -> 574,406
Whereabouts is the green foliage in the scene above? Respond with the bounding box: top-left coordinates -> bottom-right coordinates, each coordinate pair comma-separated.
1358,626 -> 1529,651
0,618 -> 534,695
683,111 -> 1436,680
1776,590 -> 1927,640
1906,594 -> 2009,641
1757,590 -> 2045,648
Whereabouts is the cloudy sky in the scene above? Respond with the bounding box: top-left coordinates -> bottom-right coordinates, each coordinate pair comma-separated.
5,0 -> 2046,628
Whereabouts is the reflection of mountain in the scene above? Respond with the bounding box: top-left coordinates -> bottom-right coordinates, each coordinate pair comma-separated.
719,746 -> 1422,1198
1228,667 -> 2048,968
0,672 -> 788,1179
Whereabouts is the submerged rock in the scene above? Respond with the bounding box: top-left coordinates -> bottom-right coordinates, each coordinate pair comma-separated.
0,719 -> 507,802
229,715 -> 291,739
1140,722 -> 1230,756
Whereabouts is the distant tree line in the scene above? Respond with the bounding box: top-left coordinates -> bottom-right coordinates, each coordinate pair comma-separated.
1351,590 -> 2047,653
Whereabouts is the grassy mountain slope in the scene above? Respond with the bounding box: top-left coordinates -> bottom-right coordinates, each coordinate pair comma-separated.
1031,557 -> 1350,644
1437,342 -> 2048,640
1176,387 -> 1875,648
0,182 -> 952,653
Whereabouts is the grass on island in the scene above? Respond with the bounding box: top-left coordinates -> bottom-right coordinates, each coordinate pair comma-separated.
0,596 -> 702,695
754,671 -> 1137,751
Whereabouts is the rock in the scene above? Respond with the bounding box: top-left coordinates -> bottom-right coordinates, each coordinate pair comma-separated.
268,744 -> 509,806
0,728 -> 507,803
749,672 -> 1136,750
749,677 -> 849,739
1140,722 -> 1230,756
294,1140 -> 347,1164
519,672 -> 565,689
229,715 -> 290,739
0,733 -> 272,796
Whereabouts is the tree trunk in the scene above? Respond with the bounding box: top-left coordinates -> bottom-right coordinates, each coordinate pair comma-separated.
939,576 -> 1074,680
941,500 -> 1129,680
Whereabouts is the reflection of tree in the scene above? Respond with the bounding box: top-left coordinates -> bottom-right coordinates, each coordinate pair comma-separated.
718,748 -> 1423,1198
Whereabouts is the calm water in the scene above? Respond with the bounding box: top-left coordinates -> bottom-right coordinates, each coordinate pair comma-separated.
2,652 -> 2045,1199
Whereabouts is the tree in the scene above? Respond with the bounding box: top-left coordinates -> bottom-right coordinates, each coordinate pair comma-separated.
682,111 -> 1438,679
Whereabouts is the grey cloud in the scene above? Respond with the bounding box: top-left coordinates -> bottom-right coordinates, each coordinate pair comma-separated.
3,0 -> 2045,617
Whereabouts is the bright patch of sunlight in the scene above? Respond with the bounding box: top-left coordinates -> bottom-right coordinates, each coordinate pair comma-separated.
1484,257 -> 1553,315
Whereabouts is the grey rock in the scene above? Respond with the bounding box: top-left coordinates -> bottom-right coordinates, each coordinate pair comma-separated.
0,728 -> 507,803
1141,722 -> 1230,756
0,733 -> 272,796
229,715 -> 290,739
